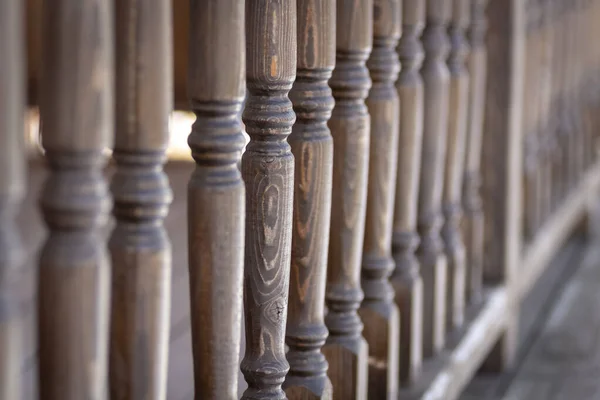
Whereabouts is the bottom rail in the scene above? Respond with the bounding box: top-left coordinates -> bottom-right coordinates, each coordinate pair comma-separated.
399,286 -> 508,400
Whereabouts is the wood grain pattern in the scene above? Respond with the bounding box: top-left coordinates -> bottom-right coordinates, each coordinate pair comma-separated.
322,0 -> 372,399
359,0 -> 401,397
0,0 -> 26,398
418,0 -> 451,359
283,0 -> 335,398
463,0 -> 488,306
241,1 -> 297,399
186,1 -> 246,399
110,0 -> 173,398
37,0 -> 113,398
390,0 -> 425,386
442,0 -> 470,332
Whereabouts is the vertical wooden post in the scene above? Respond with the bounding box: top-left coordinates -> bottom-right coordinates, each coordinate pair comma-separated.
522,0 -> 541,241
110,0 -> 173,398
283,0 -> 335,398
463,0 -> 488,306
418,0 -> 451,357
38,0 -> 113,398
241,0 -> 296,399
359,0 -> 401,397
390,0 -> 425,385
480,0 -> 525,371
322,0 -> 372,398
442,0 -> 470,331
537,0 -> 554,223
187,1 -> 246,398
0,0 -> 26,398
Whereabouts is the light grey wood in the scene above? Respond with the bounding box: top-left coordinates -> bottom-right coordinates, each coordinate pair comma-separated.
418,0 -> 451,358
391,0 -> 425,386
443,0 -> 470,332
480,0 -> 526,372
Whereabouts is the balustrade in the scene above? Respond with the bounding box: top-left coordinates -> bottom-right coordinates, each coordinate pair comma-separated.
1,0 -> 600,398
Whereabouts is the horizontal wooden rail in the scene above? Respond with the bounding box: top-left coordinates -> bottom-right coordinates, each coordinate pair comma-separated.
399,286 -> 508,400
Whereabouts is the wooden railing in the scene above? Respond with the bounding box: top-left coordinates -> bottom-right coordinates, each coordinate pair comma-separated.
2,0 -> 600,399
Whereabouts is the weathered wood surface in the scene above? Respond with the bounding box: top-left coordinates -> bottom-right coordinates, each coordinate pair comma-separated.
283,0 -> 334,398
443,0 -> 470,332
0,0 -> 26,398
391,0 -> 425,385
418,0 -> 451,358
16,162 -> 199,400
37,0 -> 113,398
186,0 -> 246,398
463,0 -> 488,306
241,0 -> 297,399
110,0 -> 173,398
322,0 -> 372,398
359,0 -> 401,397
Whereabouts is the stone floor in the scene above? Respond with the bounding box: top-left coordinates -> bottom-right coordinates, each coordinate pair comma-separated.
462,234 -> 600,400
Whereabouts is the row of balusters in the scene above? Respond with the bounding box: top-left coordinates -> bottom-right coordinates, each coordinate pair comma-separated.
0,0 -> 491,399
522,0 -> 600,241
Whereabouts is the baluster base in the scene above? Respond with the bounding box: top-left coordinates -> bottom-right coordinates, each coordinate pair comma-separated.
391,273 -> 424,386
322,337 -> 368,400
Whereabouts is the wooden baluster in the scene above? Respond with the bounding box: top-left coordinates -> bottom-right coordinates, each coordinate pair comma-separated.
0,0 -> 26,398
442,0 -> 469,331
552,0 -> 566,205
561,0 -> 574,189
359,0 -> 401,397
572,0 -> 587,177
523,0 -> 541,240
391,0 -> 425,385
109,0 -> 172,398
241,1 -> 296,399
418,0 -> 450,357
186,1 -> 246,398
463,0 -> 487,305
538,0 -> 553,223
322,0 -> 372,398
38,0 -> 113,398
283,0 -> 334,398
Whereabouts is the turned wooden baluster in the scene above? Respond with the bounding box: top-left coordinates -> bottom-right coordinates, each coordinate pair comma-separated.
418,0 -> 450,357
390,0 -> 425,385
538,0 -> 554,223
109,0 -> 173,398
38,0 -> 112,398
283,0 -> 334,398
322,0 -> 372,398
187,1 -> 246,398
442,0 -> 469,331
523,0 -> 541,240
463,0 -> 488,305
359,0 -> 401,398
241,1 -> 296,399
0,1 -> 26,398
